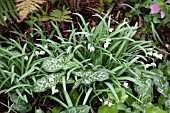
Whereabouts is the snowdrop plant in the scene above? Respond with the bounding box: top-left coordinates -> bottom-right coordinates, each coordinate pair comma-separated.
42,13 -> 156,112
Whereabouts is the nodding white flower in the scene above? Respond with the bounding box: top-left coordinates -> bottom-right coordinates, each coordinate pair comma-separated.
104,101 -> 113,107
158,54 -> 163,60
147,48 -> 153,51
99,98 -> 103,102
145,64 -> 151,70
123,82 -> 128,88
144,62 -> 156,70
39,51 -> 45,55
104,43 -> 109,49
49,77 -> 55,83
44,44 -> 48,49
104,39 -> 111,49
3,16 -> 7,21
35,51 -> 39,56
52,86 -> 58,95
104,100 -> 109,105
147,51 -> 153,56
108,102 -> 113,107
153,53 -> 163,59
151,63 -> 156,67
89,46 -> 95,52
106,39 -> 111,43
109,28 -> 114,32
24,56 -> 28,60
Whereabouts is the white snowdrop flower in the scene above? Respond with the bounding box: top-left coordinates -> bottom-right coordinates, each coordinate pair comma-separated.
104,39 -> 111,49
39,51 -> 45,55
99,98 -> 103,102
49,77 -> 54,83
123,82 -> 128,88
52,86 -> 58,95
151,63 -> 156,67
44,44 -> 48,49
104,101 -> 109,105
104,43 -> 109,49
144,64 -> 151,70
158,54 -> 163,60
3,16 -> 7,21
24,56 -> 28,61
153,53 -> 163,59
153,52 -> 159,58
165,44 -> 169,48
147,51 -> 153,56
106,38 -> 111,43
109,28 -> 114,32
108,102 -> 113,107
147,48 -> 153,51
35,51 -> 39,56
89,46 -> 95,52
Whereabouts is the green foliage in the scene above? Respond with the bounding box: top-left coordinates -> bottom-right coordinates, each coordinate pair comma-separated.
50,7 -> 72,22
25,6 -> 72,25
145,103 -> 167,113
98,104 -> 118,113
42,56 -> 76,72
60,105 -> 89,113
9,92 -> 32,113
1,12 -> 169,113
0,0 -> 18,26
72,70 -> 109,88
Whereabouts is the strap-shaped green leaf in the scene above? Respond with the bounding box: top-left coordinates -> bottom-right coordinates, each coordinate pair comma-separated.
0,0 -> 18,26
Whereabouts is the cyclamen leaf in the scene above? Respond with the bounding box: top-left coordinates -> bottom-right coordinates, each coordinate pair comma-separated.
15,0 -> 46,22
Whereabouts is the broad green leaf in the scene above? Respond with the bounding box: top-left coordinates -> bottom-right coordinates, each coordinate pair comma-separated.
35,109 -> 44,113
153,76 -> 169,97
33,73 -> 65,92
9,93 -> 32,113
145,103 -> 167,113
42,56 -> 77,72
73,70 -> 109,84
98,104 -> 118,113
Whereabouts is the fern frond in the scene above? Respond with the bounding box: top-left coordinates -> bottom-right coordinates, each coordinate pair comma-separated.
0,0 -> 18,26
50,7 -> 72,22
16,0 -> 46,22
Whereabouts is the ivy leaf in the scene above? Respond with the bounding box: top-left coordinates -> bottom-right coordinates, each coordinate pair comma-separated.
16,0 -> 46,22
